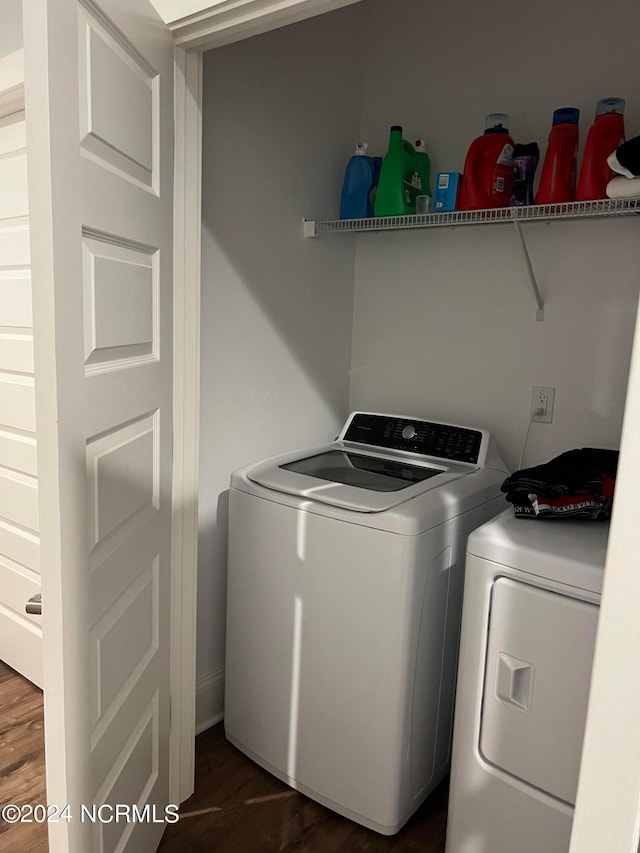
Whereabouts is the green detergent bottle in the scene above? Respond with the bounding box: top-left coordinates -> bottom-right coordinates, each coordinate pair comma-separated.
374,125 -> 432,216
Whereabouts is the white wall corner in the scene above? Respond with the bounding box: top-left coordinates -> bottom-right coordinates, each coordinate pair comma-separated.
195,669 -> 225,734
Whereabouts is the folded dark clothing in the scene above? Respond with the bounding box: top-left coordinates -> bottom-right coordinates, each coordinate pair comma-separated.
504,475 -> 615,521
501,448 -> 618,497
501,448 -> 618,521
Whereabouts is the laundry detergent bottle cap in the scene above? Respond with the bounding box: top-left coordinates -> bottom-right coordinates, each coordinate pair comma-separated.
536,107 -> 580,205
552,107 -> 580,126
459,113 -> 515,210
576,98 -> 626,201
374,125 -> 430,216
339,141 -> 382,219
484,113 -> 510,134
596,97 -> 625,117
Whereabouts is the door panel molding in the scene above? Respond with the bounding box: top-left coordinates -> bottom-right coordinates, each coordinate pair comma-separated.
24,1 -> 175,850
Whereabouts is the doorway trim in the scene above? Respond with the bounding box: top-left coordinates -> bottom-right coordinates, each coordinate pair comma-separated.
169,0 -> 364,49
171,43 -> 202,805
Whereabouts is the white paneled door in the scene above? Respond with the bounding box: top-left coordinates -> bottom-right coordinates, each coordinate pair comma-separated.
23,1 -> 175,851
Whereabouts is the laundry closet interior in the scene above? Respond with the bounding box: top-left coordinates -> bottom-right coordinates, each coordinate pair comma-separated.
1,0 -> 639,849
195,0 -> 640,732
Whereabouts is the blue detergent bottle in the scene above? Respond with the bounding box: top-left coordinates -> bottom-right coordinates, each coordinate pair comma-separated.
339,142 -> 382,219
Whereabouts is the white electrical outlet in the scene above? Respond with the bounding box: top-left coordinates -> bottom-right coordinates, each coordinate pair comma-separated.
531,386 -> 555,423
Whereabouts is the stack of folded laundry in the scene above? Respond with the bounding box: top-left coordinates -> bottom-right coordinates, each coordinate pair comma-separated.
501,447 -> 618,520
607,135 -> 640,198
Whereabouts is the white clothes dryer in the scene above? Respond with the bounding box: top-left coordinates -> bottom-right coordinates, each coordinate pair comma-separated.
446,509 -> 608,853
224,411 -> 508,835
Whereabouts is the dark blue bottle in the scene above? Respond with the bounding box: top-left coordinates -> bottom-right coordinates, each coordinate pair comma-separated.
339,142 -> 382,219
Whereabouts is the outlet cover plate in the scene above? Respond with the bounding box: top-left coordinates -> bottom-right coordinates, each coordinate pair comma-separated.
531,386 -> 555,423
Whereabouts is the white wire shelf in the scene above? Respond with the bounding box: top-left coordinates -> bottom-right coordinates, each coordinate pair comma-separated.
303,197 -> 640,236
303,197 -> 640,322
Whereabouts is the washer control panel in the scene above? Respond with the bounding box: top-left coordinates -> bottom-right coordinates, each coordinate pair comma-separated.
342,413 -> 483,464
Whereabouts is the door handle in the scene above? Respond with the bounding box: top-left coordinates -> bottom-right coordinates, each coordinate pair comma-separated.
496,652 -> 534,711
25,593 -> 42,616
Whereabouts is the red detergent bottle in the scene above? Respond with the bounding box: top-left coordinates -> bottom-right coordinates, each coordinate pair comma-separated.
576,98 -> 625,201
536,107 -> 580,204
459,113 -> 515,210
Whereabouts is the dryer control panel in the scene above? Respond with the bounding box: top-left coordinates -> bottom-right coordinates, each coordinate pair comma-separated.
342,412 -> 483,464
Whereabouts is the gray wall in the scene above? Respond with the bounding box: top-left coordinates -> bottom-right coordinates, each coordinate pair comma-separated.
350,0 -> 640,470
0,0 -> 22,58
198,5 -> 364,713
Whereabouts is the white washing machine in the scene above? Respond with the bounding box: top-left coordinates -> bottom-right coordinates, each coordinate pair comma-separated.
224,411 -> 508,835
446,509 -> 608,853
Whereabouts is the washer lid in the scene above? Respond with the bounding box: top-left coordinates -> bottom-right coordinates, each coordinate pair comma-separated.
281,449 -> 443,490
247,445 -> 472,512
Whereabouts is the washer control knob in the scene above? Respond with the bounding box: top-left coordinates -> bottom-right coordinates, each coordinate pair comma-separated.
402,425 -> 417,440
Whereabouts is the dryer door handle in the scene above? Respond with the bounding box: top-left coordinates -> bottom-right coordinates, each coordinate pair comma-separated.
496,652 -> 534,712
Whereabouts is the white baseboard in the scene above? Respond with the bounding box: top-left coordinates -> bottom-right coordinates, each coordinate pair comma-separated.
195,668 -> 225,734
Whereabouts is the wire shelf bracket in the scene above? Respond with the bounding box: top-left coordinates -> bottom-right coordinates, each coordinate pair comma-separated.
513,220 -> 545,321
302,198 -> 640,320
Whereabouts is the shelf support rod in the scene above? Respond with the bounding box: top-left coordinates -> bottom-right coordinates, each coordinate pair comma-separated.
513,220 -> 544,321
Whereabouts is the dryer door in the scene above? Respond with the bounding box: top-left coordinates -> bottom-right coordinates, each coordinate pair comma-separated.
480,578 -> 599,805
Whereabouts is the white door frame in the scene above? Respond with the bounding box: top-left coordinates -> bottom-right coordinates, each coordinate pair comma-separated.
170,44 -> 202,805
170,6 -> 640,851
169,0 -> 363,49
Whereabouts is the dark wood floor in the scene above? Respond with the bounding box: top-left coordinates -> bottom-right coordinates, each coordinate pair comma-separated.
159,725 -> 448,853
0,661 -> 47,853
0,662 -> 448,852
